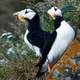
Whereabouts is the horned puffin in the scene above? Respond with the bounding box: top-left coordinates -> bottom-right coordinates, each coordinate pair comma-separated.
35,7 -> 75,78
13,9 -> 56,59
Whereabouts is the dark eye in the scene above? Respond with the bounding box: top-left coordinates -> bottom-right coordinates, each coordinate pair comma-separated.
54,7 -> 57,11
25,10 -> 28,13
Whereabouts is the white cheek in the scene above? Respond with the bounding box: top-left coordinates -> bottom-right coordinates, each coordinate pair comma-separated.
48,7 -> 62,17
19,9 -> 27,16
55,10 -> 62,16
48,8 -> 55,14
25,12 -> 36,20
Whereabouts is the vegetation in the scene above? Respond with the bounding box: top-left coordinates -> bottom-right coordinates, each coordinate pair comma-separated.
0,0 -> 80,80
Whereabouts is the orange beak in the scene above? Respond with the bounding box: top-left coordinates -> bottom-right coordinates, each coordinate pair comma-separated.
13,12 -> 26,22
47,11 -> 56,20
48,14 -> 53,20
15,15 -> 20,21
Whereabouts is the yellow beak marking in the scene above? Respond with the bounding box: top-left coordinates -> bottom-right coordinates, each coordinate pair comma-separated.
13,12 -> 26,22
48,12 -> 56,20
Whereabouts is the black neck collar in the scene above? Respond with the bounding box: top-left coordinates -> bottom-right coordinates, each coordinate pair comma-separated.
28,14 -> 42,32
54,16 -> 64,29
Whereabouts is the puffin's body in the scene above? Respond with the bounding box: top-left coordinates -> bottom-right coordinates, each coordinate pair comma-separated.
46,18 -> 75,65
24,14 -> 44,57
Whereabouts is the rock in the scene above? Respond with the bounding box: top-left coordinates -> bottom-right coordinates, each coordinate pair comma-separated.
77,29 -> 80,41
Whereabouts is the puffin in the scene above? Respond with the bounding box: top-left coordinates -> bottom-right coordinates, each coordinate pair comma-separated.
13,9 -> 56,58
35,6 -> 75,78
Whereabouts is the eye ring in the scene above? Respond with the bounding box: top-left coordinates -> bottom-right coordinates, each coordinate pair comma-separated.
54,7 -> 57,11
25,10 -> 28,14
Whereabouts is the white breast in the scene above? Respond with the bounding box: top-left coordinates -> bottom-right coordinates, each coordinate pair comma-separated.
24,29 -> 41,57
44,21 -> 75,66
24,29 -> 33,50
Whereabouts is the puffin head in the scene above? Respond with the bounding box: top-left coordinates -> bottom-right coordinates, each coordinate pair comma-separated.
13,9 -> 36,22
47,7 -> 62,20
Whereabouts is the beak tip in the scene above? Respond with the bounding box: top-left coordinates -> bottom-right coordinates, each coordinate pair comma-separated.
13,12 -> 19,16
13,13 -> 17,16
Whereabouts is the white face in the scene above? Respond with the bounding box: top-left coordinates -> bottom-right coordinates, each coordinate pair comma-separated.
13,9 -> 36,22
47,7 -> 62,20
